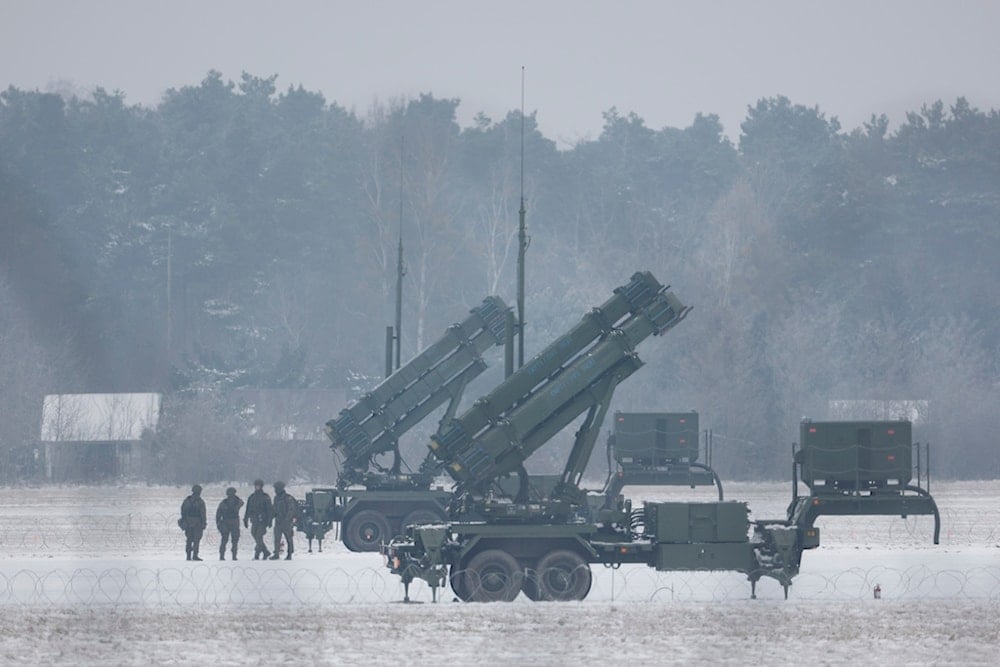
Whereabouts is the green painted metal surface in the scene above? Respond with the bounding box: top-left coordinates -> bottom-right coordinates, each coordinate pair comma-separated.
799,420 -> 913,489
613,411 -> 699,464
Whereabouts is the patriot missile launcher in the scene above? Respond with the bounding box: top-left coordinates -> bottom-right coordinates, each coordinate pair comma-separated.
299,296 -> 511,552
380,275 -> 940,602
429,271 -> 688,509
383,271 -> 814,603
328,295 -> 509,488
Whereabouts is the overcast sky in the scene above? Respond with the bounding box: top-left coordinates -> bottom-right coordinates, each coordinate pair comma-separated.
2,0 -> 998,145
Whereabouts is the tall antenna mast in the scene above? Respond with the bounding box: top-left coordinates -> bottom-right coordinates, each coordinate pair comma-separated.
166,224 -> 172,366
395,136 -> 406,371
517,66 -> 528,368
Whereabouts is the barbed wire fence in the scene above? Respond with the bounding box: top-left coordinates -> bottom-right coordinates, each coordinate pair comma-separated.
1,513 -> 201,552
0,563 -> 999,607
2,510 -> 998,607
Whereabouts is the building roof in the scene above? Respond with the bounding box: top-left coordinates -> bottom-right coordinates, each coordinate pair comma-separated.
40,393 -> 162,442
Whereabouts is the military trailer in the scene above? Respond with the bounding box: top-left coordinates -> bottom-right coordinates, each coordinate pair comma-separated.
788,419 -> 940,544
603,411 -> 723,501
297,296 -> 510,551
385,271 -> 817,601
382,271 -> 938,602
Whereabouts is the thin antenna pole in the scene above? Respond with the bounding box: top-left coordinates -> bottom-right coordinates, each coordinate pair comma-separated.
166,225 -> 172,364
395,136 -> 405,371
517,66 -> 527,368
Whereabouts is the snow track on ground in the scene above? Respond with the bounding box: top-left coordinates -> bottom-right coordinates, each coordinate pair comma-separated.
0,481 -> 997,663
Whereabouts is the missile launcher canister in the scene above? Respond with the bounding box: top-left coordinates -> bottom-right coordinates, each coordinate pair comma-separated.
326,296 -> 509,469
429,274 -> 689,486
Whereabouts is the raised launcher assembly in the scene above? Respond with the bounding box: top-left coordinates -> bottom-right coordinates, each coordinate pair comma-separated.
384,273 -> 826,602
428,271 -> 689,513
603,411 -> 724,501
327,295 -> 510,489
298,296 -> 511,553
383,271 -> 821,604
788,419 -> 941,544
382,276 -> 939,603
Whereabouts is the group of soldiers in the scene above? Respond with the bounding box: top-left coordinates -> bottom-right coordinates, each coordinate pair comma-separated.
178,480 -> 298,561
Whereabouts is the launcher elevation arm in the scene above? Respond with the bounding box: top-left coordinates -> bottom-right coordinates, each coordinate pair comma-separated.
427,272 -> 689,499
326,296 -> 510,486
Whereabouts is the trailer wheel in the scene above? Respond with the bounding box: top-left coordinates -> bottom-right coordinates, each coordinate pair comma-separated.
521,568 -> 541,601
449,564 -> 470,601
535,550 -> 592,601
401,508 -> 444,531
465,549 -> 522,602
342,510 -> 390,552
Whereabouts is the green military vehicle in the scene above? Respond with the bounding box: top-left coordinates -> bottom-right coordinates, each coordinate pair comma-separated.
382,271 -> 939,601
297,296 -> 510,552
603,411 -> 723,501
789,419 -> 940,543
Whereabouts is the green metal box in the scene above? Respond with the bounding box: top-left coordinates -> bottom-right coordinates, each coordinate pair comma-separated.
613,411 -> 698,465
646,501 -> 749,544
799,420 -> 912,489
307,489 -> 336,513
654,542 -> 755,572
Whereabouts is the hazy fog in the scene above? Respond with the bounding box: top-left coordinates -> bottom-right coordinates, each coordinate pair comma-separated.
3,0 -> 999,143
2,2 -> 999,482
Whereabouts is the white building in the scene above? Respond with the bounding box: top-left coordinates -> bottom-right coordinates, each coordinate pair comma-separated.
39,393 -> 161,480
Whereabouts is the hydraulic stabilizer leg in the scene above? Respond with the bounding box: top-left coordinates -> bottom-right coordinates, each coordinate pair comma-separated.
515,465 -> 530,504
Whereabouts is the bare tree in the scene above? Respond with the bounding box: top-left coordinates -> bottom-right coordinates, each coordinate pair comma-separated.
360,98 -> 407,303
694,179 -> 772,310
151,391 -> 246,483
908,315 -> 999,477
0,275 -> 74,479
472,162 -> 519,296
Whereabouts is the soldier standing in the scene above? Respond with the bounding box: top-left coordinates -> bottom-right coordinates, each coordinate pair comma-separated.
216,487 -> 244,560
243,479 -> 273,560
180,484 -> 207,561
270,481 -> 297,560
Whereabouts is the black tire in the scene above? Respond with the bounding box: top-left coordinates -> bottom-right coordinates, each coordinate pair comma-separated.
401,508 -> 444,532
535,550 -> 592,601
342,509 -> 391,552
449,564 -> 470,601
465,549 -> 522,602
521,568 -> 541,601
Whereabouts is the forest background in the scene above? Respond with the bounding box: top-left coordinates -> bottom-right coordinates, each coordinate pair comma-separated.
1,72 -> 998,480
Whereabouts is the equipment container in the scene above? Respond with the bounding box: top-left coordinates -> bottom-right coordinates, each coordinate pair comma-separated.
799,420 -> 912,488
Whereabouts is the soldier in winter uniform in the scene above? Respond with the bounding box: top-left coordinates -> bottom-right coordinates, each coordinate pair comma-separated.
180,484 -> 207,561
243,479 -> 273,560
270,481 -> 297,560
216,487 -> 244,560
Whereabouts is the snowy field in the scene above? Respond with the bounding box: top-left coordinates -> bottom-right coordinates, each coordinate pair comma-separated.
1,481 -> 998,664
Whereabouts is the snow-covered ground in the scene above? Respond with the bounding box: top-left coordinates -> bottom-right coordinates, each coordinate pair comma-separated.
1,481 -> 998,664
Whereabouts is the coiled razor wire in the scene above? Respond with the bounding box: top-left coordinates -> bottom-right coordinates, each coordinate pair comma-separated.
0,564 -> 998,607
0,565 -> 392,607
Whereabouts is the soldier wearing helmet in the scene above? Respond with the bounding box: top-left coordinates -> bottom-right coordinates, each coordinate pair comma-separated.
179,484 -> 207,561
215,486 -> 244,560
243,479 -> 273,560
270,481 -> 298,560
